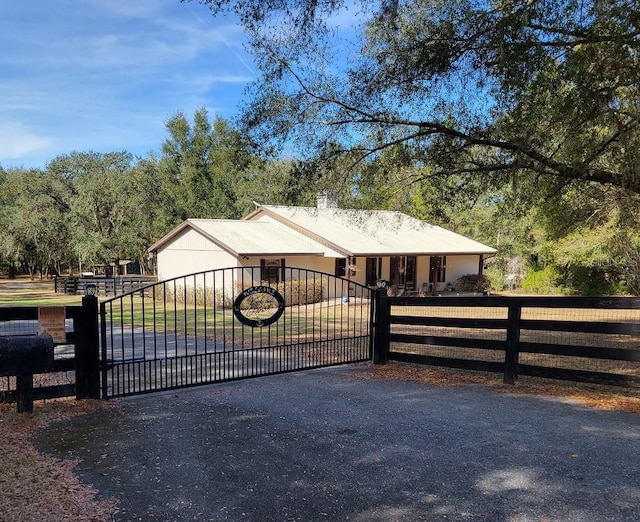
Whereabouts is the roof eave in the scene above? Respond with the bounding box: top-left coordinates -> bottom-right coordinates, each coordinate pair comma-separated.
237,252 -> 325,257
348,250 -> 497,257
148,219 -> 240,258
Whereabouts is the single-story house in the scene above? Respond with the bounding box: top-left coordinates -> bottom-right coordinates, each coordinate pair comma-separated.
148,197 -> 497,296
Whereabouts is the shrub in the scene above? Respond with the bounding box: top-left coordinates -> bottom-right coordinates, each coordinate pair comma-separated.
237,279 -> 325,308
272,279 -> 324,306
521,266 -> 563,294
455,273 -> 492,292
154,284 -> 234,308
153,279 -> 325,309
566,265 -> 619,296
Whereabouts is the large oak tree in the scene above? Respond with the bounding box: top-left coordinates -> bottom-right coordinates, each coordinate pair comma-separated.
196,0 -> 640,193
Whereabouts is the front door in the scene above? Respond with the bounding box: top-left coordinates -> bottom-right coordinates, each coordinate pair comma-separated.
390,256 -> 417,291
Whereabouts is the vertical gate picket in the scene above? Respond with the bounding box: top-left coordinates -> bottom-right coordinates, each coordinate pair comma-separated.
98,267 -> 373,398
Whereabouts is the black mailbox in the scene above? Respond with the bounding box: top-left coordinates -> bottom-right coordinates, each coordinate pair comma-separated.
0,334 -> 55,377
0,334 -> 54,413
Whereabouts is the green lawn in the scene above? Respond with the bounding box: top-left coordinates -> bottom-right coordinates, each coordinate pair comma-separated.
102,296 -> 371,342
0,279 -> 83,306
0,279 -> 371,344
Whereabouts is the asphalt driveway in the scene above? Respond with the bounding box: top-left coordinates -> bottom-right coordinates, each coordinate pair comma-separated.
36,365 -> 640,521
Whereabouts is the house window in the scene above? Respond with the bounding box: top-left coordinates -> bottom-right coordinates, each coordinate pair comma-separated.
336,257 -> 357,278
429,256 -> 446,283
390,256 -> 417,290
261,258 -> 285,283
366,257 -> 382,286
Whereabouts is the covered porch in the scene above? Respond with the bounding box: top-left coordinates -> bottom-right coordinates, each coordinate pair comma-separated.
335,253 -> 488,297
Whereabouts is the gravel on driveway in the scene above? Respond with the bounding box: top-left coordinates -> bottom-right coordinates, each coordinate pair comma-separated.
35,365 -> 640,521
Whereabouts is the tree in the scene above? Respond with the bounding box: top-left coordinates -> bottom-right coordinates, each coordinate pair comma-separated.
159,109 -> 249,224
48,151 -> 160,275
528,183 -> 640,294
233,159 -> 310,214
197,0 -> 640,194
0,168 -> 73,278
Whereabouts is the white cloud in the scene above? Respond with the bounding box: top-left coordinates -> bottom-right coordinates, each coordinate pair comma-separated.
0,123 -> 51,162
0,0 -> 256,169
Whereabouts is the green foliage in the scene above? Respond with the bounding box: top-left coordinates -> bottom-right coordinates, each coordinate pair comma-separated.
155,284 -> 233,309
0,167 -> 73,278
45,151 -> 162,275
272,279 -> 324,306
564,265 -> 619,297
455,274 -> 484,293
202,0 -> 640,197
154,279 -> 325,310
242,279 -> 324,308
484,264 -> 507,293
521,266 -> 563,295
0,113 -> 268,278
159,108 -> 248,224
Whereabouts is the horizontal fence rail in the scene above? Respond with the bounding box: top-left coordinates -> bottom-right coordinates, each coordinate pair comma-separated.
54,276 -> 157,297
380,295 -> 640,388
0,299 -> 99,403
100,267 -> 373,398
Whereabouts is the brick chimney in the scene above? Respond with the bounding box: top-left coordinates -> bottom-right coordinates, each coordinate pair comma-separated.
316,192 -> 338,209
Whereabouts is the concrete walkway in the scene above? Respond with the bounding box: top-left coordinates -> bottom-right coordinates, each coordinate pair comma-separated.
36,365 -> 640,521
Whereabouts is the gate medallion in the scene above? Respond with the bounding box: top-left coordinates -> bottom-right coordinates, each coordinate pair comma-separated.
233,286 -> 285,328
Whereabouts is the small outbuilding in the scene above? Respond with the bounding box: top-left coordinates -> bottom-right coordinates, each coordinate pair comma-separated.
148,200 -> 497,294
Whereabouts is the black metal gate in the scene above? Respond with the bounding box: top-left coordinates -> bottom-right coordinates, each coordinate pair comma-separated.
100,267 -> 373,398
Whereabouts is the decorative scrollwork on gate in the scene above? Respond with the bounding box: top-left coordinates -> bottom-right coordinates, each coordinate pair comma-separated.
232,286 -> 285,328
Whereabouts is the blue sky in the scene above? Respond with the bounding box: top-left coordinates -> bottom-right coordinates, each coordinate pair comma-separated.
0,0 -> 256,170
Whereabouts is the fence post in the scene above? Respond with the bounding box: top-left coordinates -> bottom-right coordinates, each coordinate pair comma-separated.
373,287 -> 390,364
16,375 -> 34,413
75,294 -> 101,399
504,299 -> 522,384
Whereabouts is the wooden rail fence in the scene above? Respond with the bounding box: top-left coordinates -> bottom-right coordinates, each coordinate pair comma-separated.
3,290 -> 640,405
54,276 -> 157,297
374,292 -> 640,388
0,296 -> 100,403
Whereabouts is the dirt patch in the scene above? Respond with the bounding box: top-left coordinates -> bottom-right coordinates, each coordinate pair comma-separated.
0,398 -> 116,522
356,362 -> 640,414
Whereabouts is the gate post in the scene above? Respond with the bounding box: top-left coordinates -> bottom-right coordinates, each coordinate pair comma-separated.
504,299 -> 522,384
75,294 -> 101,399
373,287 -> 390,364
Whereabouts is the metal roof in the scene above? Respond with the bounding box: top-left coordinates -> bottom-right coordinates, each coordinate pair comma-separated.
149,219 -> 326,257
245,206 -> 497,256
150,206 -> 497,258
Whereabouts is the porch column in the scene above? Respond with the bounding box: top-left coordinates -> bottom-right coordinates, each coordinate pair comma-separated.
477,255 -> 484,293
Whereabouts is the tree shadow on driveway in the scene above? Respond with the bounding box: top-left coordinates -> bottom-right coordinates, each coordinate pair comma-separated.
35,366 -> 640,521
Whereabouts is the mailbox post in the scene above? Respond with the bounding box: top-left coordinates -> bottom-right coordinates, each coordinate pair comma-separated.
0,334 -> 54,412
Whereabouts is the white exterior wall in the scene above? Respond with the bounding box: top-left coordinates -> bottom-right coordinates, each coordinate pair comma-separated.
414,254 -> 481,290
156,228 -> 238,281
240,255 -> 335,275
445,255 -> 481,286
241,255 -> 348,299
155,227 -> 485,298
344,255 -> 482,291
